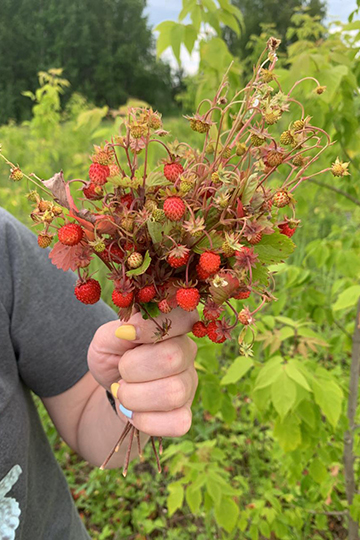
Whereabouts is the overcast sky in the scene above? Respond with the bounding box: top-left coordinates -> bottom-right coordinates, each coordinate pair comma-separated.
145,0 -> 358,73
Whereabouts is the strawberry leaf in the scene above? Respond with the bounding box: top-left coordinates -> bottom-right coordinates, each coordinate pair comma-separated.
254,230 -> 295,265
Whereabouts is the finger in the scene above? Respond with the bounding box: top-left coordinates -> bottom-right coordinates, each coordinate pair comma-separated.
118,335 -> 197,383
116,366 -> 197,413
128,404 -> 193,437
114,307 -> 199,345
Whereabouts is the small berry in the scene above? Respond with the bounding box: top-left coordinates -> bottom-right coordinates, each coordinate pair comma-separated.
10,167 -> 23,182
236,143 -> 247,156
248,232 -> 263,245
331,157 -> 350,177
199,251 -> 221,274
112,290 -> 134,308
92,146 -> 114,166
207,321 -> 226,343
203,304 -> 222,321
222,146 -> 232,159
293,119 -> 305,131
251,134 -> 266,147
196,263 -> 213,281
83,183 -> 104,200
148,112 -> 162,130
279,223 -> 297,238
266,150 -> 283,168
233,289 -> 251,300
158,299 -> 172,314
168,249 -> 190,268
164,162 -> 184,182
192,321 -> 208,338
89,163 -> 110,185
280,130 -> 295,146
238,309 -> 252,325
100,241 -> 123,263
120,193 -> 134,209
176,287 -> 200,312
74,279 -> 101,305
153,208 -> 166,223
137,284 -> 156,303
58,223 -> 84,246
163,196 -> 186,221
273,190 -> 290,208
127,252 -> 143,269
37,233 -> 53,249
109,163 -> 120,177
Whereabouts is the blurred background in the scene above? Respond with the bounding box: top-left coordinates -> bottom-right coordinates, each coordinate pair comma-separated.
1,1 -> 360,539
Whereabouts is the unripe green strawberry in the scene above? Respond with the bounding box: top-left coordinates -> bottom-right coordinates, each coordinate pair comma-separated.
196,120 -> 210,133
293,154 -> 306,167
280,130 -> 295,146
121,216 -> 134,232
264,108 -> 281,125
251,134 -> 266,147
90,238 -> 106,253
260,68 -> 275,82
222,146 -> 232,159
148,112 -> 162,130
179,179 -> 193,194
127,252 -> 143,269
206,143 -> 215,154
211,172 -> 220,184
293,119 -> 305,131
130,122 -> 147,139
153,209 -> 166,223
266,150 -> 283,168
10,167 -> 23,182
145,199 -> 157,213
221,241 -> 235,258
189,118 -> 198,131
236,143 -> 247,156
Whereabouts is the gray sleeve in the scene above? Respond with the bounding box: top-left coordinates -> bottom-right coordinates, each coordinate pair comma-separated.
0,208 -> 118,397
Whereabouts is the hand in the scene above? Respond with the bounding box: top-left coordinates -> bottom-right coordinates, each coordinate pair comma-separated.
87,309 -> 199,437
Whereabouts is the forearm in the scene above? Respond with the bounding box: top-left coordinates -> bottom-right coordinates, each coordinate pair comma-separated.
76,384 -> 149,468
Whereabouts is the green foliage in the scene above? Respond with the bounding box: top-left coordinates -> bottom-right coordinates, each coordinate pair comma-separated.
0,0 -> 176,124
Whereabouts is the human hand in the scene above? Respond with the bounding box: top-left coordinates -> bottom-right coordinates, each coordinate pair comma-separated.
87,309 -> 198,437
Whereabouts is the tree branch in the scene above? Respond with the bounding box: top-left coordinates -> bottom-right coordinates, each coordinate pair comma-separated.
309,178 -> 360,207
344,297 -> 360,540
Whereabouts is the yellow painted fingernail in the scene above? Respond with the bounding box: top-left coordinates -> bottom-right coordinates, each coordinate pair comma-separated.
110,383 -> 120,399
115,324 -> 137,341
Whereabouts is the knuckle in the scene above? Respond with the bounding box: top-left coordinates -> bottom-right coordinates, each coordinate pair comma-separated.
167,377 -> 187,410
177,408 -> 192,436
164,340 -> 184,371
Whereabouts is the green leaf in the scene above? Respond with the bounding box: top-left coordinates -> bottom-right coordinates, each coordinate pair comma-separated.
206,476 -> 221,505
251,263 -> 269,286
185,484 -> 202,514
241,173 -> 258,205
178,0 -> 194,21
126,251 -> 151,276
254,356 -> 283,391
214,497 -> 239,533
167,483 -> 184,516
274,415 -> 301,452
254,230 -> 295,265
285,362 -> 311,391
202,0 -> 217,11
201,376 -> 222,415
218,10 -> 240,35
312,378 -> 343,428
147,220 -> 163,244
183,25 -> 198,55
191,4 -> 202,31
296,400 -> 317,430
309,458 -> 328,484
333,286 -> 360,311
192,231 -> 223,253
170,23 -> 184,65
155,21 -> 176,56
220,356 -> 253,385
221,392 -> 236,424
271,370 -> 297,419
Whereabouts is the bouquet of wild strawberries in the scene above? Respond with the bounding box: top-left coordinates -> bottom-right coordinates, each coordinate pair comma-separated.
2,38 -> 349,473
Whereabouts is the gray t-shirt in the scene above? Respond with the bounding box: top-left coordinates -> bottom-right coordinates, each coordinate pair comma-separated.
0,208 -> 117,539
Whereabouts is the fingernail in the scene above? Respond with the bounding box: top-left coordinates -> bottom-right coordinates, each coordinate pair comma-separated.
115,324 -> 137,341
110,383 -> 120,399
119,403 -> 133,419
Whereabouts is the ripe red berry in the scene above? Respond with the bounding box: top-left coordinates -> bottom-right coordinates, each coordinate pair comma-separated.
163,196 -> 186,221
233,289 -> 251,300
158,299 -> 172,313
89,163 -> 110,185
279,223 -> 297,238
203,304 -> 222,321
207,321 -> 226,343
83,183 -> 104,200
112,290 -> 134,308
58,223 -> 84,246
192,321 -> 208,338
196,263 -> 213,280
248,232 -> 263,245
199,251 -> 221,274
120,193 -> 134,209
168,251 -> 190,268
164,162 -> 184,182
176,287 -> 200,312
74,279 -> 101,305
137,284 -> 156,303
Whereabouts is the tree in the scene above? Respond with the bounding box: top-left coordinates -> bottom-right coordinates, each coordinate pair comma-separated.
224,0 -> 326,60
0,0 -> 175,124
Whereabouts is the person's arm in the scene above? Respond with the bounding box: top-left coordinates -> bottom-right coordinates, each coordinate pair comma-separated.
42,310 -> 198,467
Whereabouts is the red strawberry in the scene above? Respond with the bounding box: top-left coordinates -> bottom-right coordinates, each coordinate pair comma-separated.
192,321 -> 208,338
58,223 -> 84,246
233,289 -> 251,300
112,290 -> 134,308
120,193 -> 134,209
74,279 -> 101,305
83,182 -> 104,200
163,196 -> 186,221
168,247 -> 190,268
203,303 -> 223,321
176,287 -> 200,312
158,299 -> 172,314
207,321 -> 226,343
137,284 -> 156,303
199,251 -> 221,274
279,223 -> 297,238
196,263 -> 213,280
89,163 -> 110,185
248,232 -> 262,245
164,162 -> 184,182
